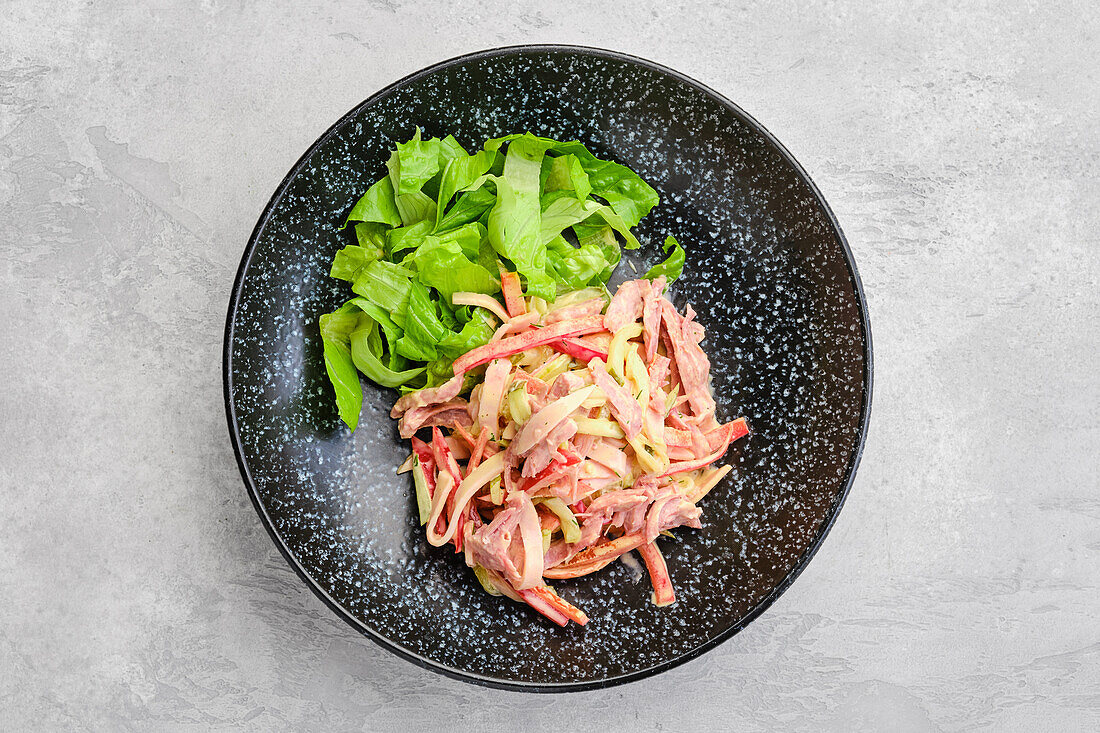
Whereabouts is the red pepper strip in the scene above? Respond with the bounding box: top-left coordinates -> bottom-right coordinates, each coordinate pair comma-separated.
431,428 -> 463,485
542,534 -> 646,579
664,417 -> 750,451
514,587 -> 569,626
520,448 -> 582,492
550,337 -> 608,363
638,541 -> 676,606
726,417 -> 750,442
523,466 -> 572,496
499,268 -> 526,318
467,426 -> 490,474
451,423 -> 479,451
410,436 -> 437,499
452,316 -> 607,375
665,411 -> 691,431
432,427 -> 465,551
520,586 -> 589,626
520,465 -> 560,493
410,436 -> 434,474
658,418 -> 749,478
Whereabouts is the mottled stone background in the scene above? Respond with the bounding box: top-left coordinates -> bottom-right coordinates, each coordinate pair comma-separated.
2,1 -> 1097,731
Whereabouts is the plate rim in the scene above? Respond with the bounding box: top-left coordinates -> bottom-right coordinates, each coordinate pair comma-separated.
223,43 -> 874,692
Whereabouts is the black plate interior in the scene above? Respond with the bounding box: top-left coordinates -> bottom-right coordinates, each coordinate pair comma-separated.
224,45 -> 872,691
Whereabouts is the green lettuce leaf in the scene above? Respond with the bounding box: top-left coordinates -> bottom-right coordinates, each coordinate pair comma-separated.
644,235 -> 685,284
549,141 -> 659,227
329,244 -> 381,282
546,235 -> 617,290
410,230 -> 499,303
571,200 -> 642,250
387,129 -> 440,196
436,296 -> 461,330
438,311 -> 495,356
487,134 -> 555,298
439,135 -> 468,161
387,220 -> 433,257
393,189 -> 435,226
349,318 -> 426,388
438,181 -> 497,231
574,224 -> 623,274
544,153 -> 592,201
345,176 -> 401,228
384,130 -> 472,225
419,358 -> 458,391
348,297 -> 406,371
396,280 -> 448,361
351,259 -> 415,327
319,302 -> 364,429
323,130 -> 680,429
354,222 -> 388,249
489,135 -> 658,226
435,150 -> 497,228
437,221 -> 486,260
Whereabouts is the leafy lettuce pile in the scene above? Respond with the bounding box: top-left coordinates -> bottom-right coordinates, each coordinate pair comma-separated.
320,131 -> 684,430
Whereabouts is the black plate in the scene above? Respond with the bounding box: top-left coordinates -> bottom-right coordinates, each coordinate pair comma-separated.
224,45 -> 872,691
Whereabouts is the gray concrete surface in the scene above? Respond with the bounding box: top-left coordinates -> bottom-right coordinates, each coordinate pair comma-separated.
2,1 -> 1098,730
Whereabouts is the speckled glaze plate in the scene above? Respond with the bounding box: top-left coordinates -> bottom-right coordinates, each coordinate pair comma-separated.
224,45 -> 871,691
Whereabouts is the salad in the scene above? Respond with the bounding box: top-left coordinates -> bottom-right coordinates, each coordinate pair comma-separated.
320,131 -> 748,625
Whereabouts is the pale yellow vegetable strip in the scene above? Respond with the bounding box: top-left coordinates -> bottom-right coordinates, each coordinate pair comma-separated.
540,497 -> 582,543
547,287 -> 605,313
482,567 -> 523,602
426,470 -> 455,540
528,296 -> 549,316
411,457 -> 431,526
686,464 -> 733,503
533,352 -> 572,382
630,348 -> 668,458
516,344 -> 554,368
607,324 -> 643,380
452,291 -> 509,323
581,388 -> 607,410
627,433 -> 665,475
396,453 -> 416,474
613,344 -> 669,474
665,384 -> 681,414
573,416 -> 625,438
625,349 -> 650,411
477,359 -> 511,440
426,452 -> 506,547
473,565 -> 502,596
506,384 -> 532,424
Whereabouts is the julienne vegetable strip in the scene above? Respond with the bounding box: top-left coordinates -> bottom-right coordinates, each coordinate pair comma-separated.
320,131 -> 750,625
451,316 -> 607,375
